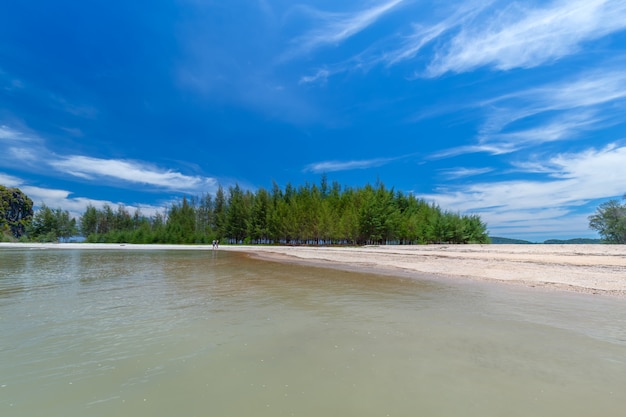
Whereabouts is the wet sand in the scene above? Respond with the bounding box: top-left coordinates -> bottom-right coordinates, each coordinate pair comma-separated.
222,244 -> 626,297
2,242 -> 625,297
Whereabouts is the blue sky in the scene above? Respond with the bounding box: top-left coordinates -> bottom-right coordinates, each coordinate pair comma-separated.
2,0 -> 626,241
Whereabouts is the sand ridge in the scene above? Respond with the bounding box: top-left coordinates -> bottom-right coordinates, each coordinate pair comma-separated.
221,244 -> 626,297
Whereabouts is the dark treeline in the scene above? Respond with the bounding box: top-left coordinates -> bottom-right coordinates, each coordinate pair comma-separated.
81,179 -> 489,245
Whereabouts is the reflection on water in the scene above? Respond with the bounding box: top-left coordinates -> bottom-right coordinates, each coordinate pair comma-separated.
1,248 -> 625,416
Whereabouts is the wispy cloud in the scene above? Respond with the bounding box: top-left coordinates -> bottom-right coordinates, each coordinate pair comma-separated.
435,68 -> 626,157
51,156 -> 218,193
299,69 -> 331,85
0,124 -> 49,167
0,124 -> 32,142
425,0 -> 626,76
304,157 -> 395,173
0,172 -> 23,187
286,0 -> 405,58
487,68 -> 626,117
440,167 -> 493,180
1,123 -> 219,194
3,173 -> 166,219
294,1 -> 489,84
477,110 -> 603,154
383,1 -> 491,67
423,144 -> 626,238
299,0 -> 626,83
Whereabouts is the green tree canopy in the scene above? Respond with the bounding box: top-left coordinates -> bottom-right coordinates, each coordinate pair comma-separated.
74,179 -> 490,245
589,197 -> 626,244
27,203 -> 78,242
0,185 -> 33,239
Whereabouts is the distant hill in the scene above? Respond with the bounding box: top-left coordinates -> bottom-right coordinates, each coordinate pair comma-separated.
489,237 -> 534,244
543,238 -> 602,244
490,236 -> 602,244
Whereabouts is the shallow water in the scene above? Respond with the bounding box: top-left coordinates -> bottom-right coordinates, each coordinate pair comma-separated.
1,248 -> 625,416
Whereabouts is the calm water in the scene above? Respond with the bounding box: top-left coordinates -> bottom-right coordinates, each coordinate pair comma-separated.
1,248 -> 625,417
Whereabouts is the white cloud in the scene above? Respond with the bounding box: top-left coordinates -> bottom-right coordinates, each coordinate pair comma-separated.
304,157 -> 394,173
0,124 -> 31,142
8,146 -> 39,162
287,0 -> 405,58
20,185 -> 73,205
299,69 -> 330,85
423,144 -> 626,239
440,167 -> 493,180
425,0 -> 626,76
302,0 -> 626,81
291,1 -> 463,83
1,124 -> 220,196
434,68 -> 626,157
21,185 -> 166,220
485,69 -> 626,118
0,172 -> 23,187
383,1 -> 491,67
485,210 -> 594,241
0,124 -> 49,170
51,156 -> 218,193
295,1 -> 626,88
477,110 -> 603,154
3,173 -> 168,219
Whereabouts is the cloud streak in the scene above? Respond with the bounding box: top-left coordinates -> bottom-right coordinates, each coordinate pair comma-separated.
304,157 -> 395,173
434,67 -> 626,157
424,144 -> 626,238
0,124 -> 50,168
424,0 -> 626,76
0,124 -> 36,143
299,69 -> 331,85
476,110 -> 603,154
299,0 -> 626,83
383,1 -> 491,67
287,0 -> 405,58
488,68 -> 626,116
440,167 -> 494,180
51,156 -> 218,193
2,124 -> 219,195
3,173 -> 166,219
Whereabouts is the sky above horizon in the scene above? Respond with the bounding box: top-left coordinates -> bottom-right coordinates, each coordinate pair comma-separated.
2,0 -> 626,241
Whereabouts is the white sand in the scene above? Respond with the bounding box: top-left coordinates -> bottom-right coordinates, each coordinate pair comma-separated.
3,242 -> 626,296
223,244 -> 626,297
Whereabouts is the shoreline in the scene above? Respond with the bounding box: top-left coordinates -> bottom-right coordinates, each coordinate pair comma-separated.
2,242 -> 625,297
222,244 -> 626,298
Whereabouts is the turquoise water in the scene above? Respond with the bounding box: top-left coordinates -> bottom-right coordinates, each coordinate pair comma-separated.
1,248 -> 625,416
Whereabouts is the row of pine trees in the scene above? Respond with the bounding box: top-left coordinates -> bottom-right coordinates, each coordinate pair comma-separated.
80,179 -> 489,245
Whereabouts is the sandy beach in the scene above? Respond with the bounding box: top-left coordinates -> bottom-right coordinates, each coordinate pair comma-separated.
2,242 -> 625,297
222,244 -> 626,297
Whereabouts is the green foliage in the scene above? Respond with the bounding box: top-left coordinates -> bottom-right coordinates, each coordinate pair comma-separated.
27,203 -> 78,242
225,184 -> 250,244
0,185 -> 34,239
83,205 -> 168,244
588,197 -> 626,243
75,179 -> 490,245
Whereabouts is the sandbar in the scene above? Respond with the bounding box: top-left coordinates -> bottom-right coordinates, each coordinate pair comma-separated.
223,244 -> 626,297
2,242 -> 625,297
